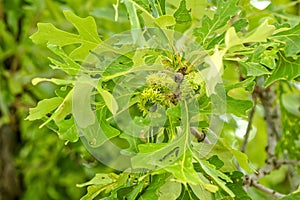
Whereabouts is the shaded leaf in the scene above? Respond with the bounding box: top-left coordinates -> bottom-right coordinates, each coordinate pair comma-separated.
225,171 -> 251,200
126,179 -> 146,200
208,155 -> 224,170
177,185 -> 200,200
139,174 -> 169,199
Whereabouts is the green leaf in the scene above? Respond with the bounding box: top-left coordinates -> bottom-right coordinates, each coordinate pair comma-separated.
199,160 -> 235,198
30,10 -> 101,61
123,0 -> 144,46
177,185 -> 199,200
47,44 -> 81,75
173,0 -> 192,24
77,173 -> 122,200
76,173 -> 115,187
56,117 -> 78,143
272,22 -> 300,57
192,142 -> 235,171
81,107 -> 120,148
80,185 -> 104,200
194,0 -> 239,46
73,81 -> 95,128
278,100 -> 300,159
225,20 -> 275,49
225,27 -> 243,49
264,55 -> 300,87
225,77 -> 256,91
225,171 -> 251,199
240,62 -> 270,76
163,150 -> 204,185
139,174 -> 168,199
190,176 -> 216,200
202,48 -> 226,95
97,88 -> 119,115
39,89 -> 73,128
132,101 -> 191,170
32,78 -> 74,86
220,139 -> 253,173
157,180 -> 182,200
243,20 -> 275,43
155,15 -> 176,28
26,97 -> 63,121
207,155 -> 224,170
102,55 -> 133,78
186,0 -> 207,20
281,93 -> 300,116
226,96 -> 253,116
125,179 -> 146,200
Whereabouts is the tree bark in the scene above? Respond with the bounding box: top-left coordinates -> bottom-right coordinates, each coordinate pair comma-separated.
0,124 -> 21,200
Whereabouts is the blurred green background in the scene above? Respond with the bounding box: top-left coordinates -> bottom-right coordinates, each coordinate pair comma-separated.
0,0 -> 130,199
0,0 -> 299,199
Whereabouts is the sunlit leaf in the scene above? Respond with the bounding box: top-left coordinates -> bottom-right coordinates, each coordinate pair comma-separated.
158,180 -> 182,200
194,0 -> 239,47
47,44 -> 81,75
73,81 -> 95,128
199,160 -> 235,198
56,117 -> 78,143
173,0 -> 191,24
32,78 -> 73,86
272,22 -> 300,57
226,96 -> 253,116
240,62 -> 270,76
264,55 -> 300,87
26,97 -> 63,121
30,10 -> 101,61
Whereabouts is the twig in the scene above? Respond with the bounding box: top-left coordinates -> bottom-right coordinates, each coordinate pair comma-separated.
260,87 -> 279,157
243,86 -> 287,198
251,181 -> 285,198
241,97 -> 257,153
277,159 -> 300,166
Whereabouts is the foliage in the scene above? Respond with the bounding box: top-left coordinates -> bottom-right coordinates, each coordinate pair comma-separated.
13,0 -> 300,199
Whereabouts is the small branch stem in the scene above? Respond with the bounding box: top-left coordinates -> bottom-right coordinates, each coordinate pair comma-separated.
251,181 -> 285,198
277,159 -> 300,166
241,97 -> 257,153
260,87 -> 279,157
